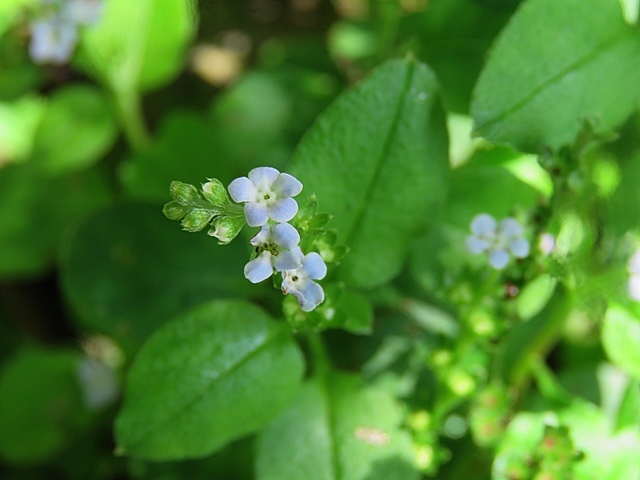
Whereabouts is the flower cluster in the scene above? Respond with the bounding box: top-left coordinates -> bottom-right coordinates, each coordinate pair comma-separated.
163,167 -> 329,312
230,167 -> 327,312
465,213 -> 530,269
29,0 -> 102,65
627,250 -> 640,301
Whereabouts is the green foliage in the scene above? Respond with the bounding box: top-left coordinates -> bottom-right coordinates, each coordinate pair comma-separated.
472,0 -> 640,153
4,0 -> 640,478
291,57 -> 449,289
0,348 -> 84,464
256,374 -> 418,480
114,300 -> 304,460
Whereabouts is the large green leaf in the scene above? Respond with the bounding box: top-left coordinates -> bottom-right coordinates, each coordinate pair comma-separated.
32,85 -> 117,174
256,374 -> 418,480
290,58 -> 449,289
472,0 -> 640,153
0,163 -> 111,278
78,0 -> 196,92
115,300 -> 304,460
0,348 -> 83,464
602,304 -> 640,379
61,202 -> 254,349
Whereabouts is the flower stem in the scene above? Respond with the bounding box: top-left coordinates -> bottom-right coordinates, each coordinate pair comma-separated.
113,87 -> 150,152
306,332 -> 331,379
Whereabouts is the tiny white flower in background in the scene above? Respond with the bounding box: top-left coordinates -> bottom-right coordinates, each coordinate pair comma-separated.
539,233 -> 556,256
465,213 -> 530,270
627,250 -> 640,301
76,358 -> 119,410
282,252 -> 327,312
228,167 -> 303,227
244,222 -> 303,283
62,0 -> 103,25
29,17 -> 77,64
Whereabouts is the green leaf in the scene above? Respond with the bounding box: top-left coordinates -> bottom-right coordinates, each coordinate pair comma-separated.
472,0 -> 640,153
78,0 -> 196,92
0,96 -> 45,165
607,149 -> 640,234
256,374 -> 418,480
0,0 -> 36,39
60,202 -> 254,349
0,163 -> 112,278
115,300 -> 304,460
0,348 -> 83,464
290,58 -> 449,289
32,85 -> 117,174
602,304 -> 640,379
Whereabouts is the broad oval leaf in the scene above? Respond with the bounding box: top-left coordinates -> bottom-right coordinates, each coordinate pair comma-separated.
115,300 -> 305,460
60,202 -> 254,350
472,0 -> 640,153
33,85 -> 117,174
602,304 -> 640,379
78,0 -> 196,92
290,58 -> 449,289
0,348 -> 84,464
256,374 -> 418,480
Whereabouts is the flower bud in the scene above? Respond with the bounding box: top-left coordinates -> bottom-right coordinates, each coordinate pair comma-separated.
170,181 -> 201,205
208,216 -> 244,245
202,178 -> 230,207
162,200 -> 189,221
181,209 -> 215,232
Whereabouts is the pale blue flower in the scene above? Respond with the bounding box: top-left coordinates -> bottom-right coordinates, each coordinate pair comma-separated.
228,167 -> 303,227
62,0 -> 103,25
76,358 -> 119,410
244,223 -> 303,283
29,16 -> 77,64
465,213 -> 530,269
282,252 -> 327,312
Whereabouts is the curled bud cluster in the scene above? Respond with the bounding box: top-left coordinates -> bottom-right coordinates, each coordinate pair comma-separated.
29,0 -> 103,65
465,213 -> 530,270
164,167 -> 331,312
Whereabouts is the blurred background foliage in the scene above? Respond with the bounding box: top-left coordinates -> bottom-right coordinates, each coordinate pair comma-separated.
2,0 -> 640,479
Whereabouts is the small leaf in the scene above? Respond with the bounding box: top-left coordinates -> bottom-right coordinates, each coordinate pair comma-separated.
290,57 -> 449,289
472,0 -> 640,152
0,348 -> 84,464
115,300 -> 305,460
256,374 -> 418,480
78,0 -> 196,92
602,304 -> 640,379
32,85 -> 117,174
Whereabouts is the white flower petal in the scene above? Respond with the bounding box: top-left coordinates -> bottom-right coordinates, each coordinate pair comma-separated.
509,238 -> 530,258
488,249 -> 509,270
271,173 -> 303,198
244,202 -> 269,227
30,19 -> 77,64
628,250 -> 640,274
268,198 -> 298,223
248,167 -> 279,189
249,224 -> 271,246
465,236 -> 489,254
271,223 -> 300,249
244,253 -> 273,283
303,252 -> 327,280
539,233 -> 556,256
228,176 -> 257,203
273,247 -> 303,271
629,274 -> 640,301
470,214 -> 496,236
499,218 -> 524,238
295,282 -> 325,312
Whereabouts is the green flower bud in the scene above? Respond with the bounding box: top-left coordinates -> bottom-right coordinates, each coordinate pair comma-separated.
202,178 -> 230,207
170,181 -> 201,205
162,201 -> 189,221
207,216 -> 244,245
181,209 -> 215,232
